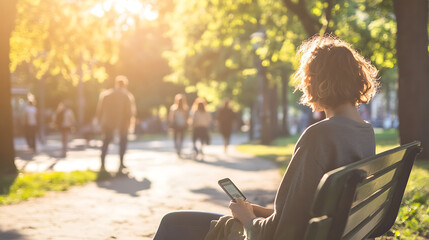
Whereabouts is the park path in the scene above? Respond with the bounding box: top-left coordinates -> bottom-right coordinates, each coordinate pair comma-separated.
0,134 -> 281,240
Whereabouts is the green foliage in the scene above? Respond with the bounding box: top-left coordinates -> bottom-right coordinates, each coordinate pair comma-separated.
238,129 -> 429,239
165,0 -> 291,106
0,170 -> 97,205
164,0 -> 398,113
11,0 -> 118,83
10,0 -> 182,120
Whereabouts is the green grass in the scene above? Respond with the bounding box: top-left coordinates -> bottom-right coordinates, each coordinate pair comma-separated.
374,128 -> 401,153
0,170 -> 98,205
381,160 -> 429,239
236,136 -> 297,175
133,133 -> 169,141
237,129 -> 429,239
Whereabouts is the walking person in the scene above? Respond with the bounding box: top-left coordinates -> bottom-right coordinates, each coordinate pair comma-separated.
216,98 -> 236,153
190,97 -> 211,161
24,99 -> 38,153
96,75 -> 136,174
169,94 -> 189,158
55,101 -> 76,157
153,35 -> 379,240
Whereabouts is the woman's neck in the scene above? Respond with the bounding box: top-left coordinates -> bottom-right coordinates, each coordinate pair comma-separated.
324,103 -> 365,123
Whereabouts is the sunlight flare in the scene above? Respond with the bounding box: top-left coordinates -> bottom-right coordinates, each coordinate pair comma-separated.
90,0 -> 158,21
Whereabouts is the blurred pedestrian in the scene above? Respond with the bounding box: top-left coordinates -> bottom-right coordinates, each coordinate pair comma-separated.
190,97 -> 211,161
169,94 -> 189,158
96,75 -> 136,174
216,98 -> 235,153
55,101 -> 76,157
24,99 -> 38,153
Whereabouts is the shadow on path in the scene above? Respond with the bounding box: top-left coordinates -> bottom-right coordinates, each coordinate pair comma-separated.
14,151 -> 35,161
179,154 -> 278,172
15,149 -> 65,161
0,229 -> 28,240
96,175 -> 151,197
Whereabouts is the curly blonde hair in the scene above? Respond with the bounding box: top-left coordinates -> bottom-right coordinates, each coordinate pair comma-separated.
294,35 -> 379,111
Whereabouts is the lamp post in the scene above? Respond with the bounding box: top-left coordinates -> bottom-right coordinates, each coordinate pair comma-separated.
250,30 -> 272,144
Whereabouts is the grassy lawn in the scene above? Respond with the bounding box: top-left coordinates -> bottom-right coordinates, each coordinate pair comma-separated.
0,170 -> 98,205
237,129 -> 429,239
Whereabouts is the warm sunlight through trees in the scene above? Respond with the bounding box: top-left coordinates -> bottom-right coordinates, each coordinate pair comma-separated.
9,0 -> 172,131
90,0 -> 158,21
1,0 -> 428,161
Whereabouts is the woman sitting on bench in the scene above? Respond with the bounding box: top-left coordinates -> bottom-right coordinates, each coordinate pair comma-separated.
153,34 -> 380,240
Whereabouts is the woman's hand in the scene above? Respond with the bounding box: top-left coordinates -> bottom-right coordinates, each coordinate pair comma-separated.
229,198 -> 257,225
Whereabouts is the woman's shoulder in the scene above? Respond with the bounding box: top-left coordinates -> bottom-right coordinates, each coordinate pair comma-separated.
300,119 -> 332,139
310,115 -> 370,130
301,116 -> 372,141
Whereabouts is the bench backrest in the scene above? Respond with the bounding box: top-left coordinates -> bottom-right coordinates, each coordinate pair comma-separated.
304,141 -> 422,240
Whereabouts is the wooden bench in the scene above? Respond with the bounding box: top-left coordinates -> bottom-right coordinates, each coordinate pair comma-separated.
305,141 -> 422,240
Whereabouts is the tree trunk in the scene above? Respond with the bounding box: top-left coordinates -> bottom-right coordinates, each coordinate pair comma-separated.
394,0 -> 429,158
281,0 -> 321,36
281,73 -> 290,136
77,60 -> 85,129
249,103 -> 255,141
0,0 -> 18,175
253,48 -> 272,144
37,76 -> 46,144
260,65 -> 272,145
270,83 -> 279,138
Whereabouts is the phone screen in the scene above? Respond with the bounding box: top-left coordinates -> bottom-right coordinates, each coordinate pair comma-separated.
218,178 -> 246,201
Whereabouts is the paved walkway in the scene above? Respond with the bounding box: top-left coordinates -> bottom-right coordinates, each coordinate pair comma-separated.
0,134 -> 281,240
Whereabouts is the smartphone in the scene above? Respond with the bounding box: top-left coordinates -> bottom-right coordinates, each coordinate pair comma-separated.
218,178 -> 246,201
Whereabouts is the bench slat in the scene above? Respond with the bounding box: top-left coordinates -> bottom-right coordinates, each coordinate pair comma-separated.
354,150 -> 405,177
343,206 -> 385,240
353,168 -> 397,208
344,188 -> 390,235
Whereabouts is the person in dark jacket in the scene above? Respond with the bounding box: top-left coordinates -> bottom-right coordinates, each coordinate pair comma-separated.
216,99 -> 235,153
96,75 -> 136,174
